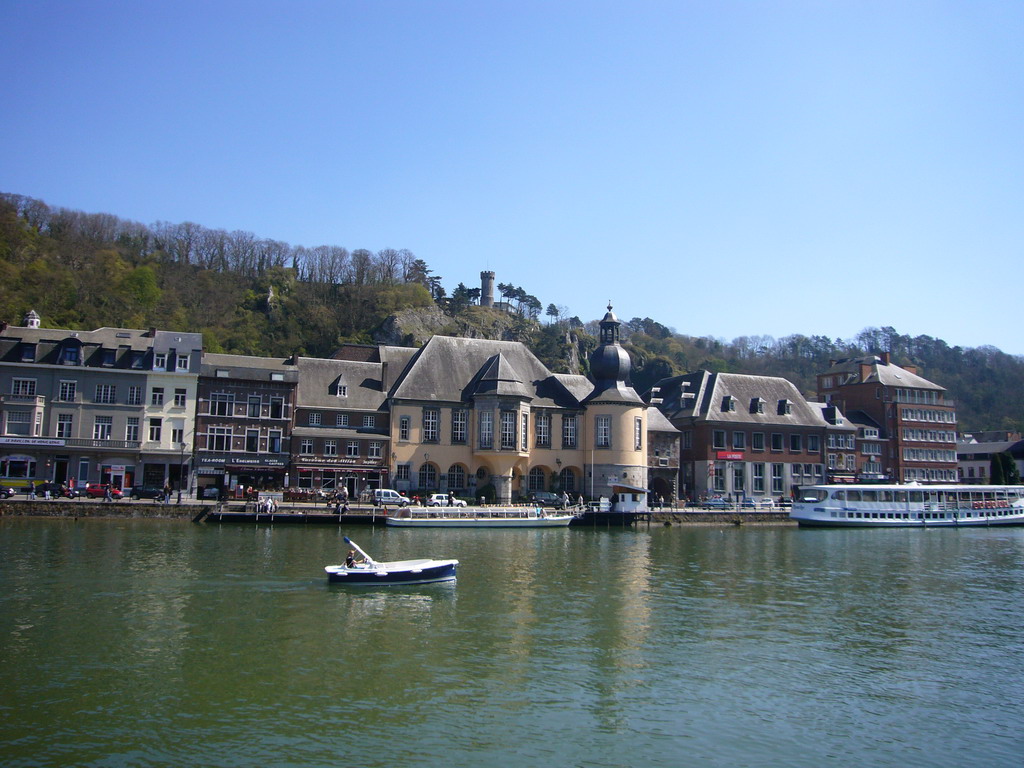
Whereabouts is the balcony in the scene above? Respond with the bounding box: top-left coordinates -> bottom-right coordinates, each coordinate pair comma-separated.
62,437 -> 142,451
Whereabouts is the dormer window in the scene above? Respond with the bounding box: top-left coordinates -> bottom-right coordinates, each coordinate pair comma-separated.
336,385 -> 348,398
750,397 -> 765,414
20,344 -> 35,362
721,396 -> 737,412
61,346 -> 80,365
778,399 -> 792,415
176,354 -> 189,371
154,353 -> 166,371
101,349 -> 116,366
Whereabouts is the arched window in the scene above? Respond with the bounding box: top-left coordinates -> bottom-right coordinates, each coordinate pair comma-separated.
528,466 -> 546,491
447,464 -> 466,491
559,467 -> 576,493
418,463 -> 437,490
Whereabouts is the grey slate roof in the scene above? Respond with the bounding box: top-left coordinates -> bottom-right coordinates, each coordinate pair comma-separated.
389,336 -> 585,408
647,407 -> 680,433
295,357 -> 388,411
201,352 -> 298,382
823,355 -> 944,391
654,370 -> 824,428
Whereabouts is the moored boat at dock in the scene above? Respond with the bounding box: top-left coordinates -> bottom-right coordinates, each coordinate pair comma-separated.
386,506 -> 576,528
789,483 -> 1024,527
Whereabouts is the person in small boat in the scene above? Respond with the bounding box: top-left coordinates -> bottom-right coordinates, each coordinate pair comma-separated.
345,549 -> 363,568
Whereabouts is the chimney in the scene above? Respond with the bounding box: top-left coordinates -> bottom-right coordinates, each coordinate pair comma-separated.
859,363 -> 872,382
904,365 -> 918,375
880,351 -> 891,365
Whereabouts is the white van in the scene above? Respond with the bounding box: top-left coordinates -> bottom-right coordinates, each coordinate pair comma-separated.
373,489 -> 411,507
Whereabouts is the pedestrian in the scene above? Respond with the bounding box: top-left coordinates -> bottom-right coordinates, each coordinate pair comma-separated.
103,485 -> 112,502
29,481 -> 36,500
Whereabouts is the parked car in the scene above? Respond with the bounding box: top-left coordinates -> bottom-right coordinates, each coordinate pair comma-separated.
526,491 -> 567,509
702,497 -> 732,509
84,483 -> 123,499
372,488 -> 411,507
0,486 -> 15,498
742,497 -> 775,509
426,493 -> 467,507
131,486 -> 166,500
202,486 -> 222,500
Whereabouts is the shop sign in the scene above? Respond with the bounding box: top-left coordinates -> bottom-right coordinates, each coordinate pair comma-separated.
716,451 -> 744,461
0,437 -> 66,447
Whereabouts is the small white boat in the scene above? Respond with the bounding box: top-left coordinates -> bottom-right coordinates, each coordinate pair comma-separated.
386,506 -> 576,528
325,537 -> 458,585
790,483 -> 1024,527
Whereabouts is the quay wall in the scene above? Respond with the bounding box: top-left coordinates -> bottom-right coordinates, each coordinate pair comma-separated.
0,500 -> 197,520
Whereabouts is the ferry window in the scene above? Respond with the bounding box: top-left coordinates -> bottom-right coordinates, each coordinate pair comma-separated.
847,491 -> 861,501
862,490 -> 877,502
910,491 -> 924,502
894,491 -> 907,502
801,489 -> 827,503
831,490 -> 845,501
880,491 -> 893,502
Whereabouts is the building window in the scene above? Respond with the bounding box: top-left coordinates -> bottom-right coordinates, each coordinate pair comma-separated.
753,463 -> 765,493
560,467 -> 577,493
713,430 -> 726,449
418,463 -> 437,490
57,414 -> 74,439
596,415 -> 611,448
562,415 -> 577,449
500,411 -> 517,450
248,396 -> 261,418
95,384 -> 116,404
246,430 -> 259,452
208,427 -> 231,451
172,427 -> 184,445
324,439 -> 338,457
151,387 -> 164,406
176,354 -> 189,371
4,411 -> 30,436
125,417 -> 139,442
93,416 -> 112,441
210,393 -> 233,416
269,397 -> 284,419
269,430 -> 282,453
346,441 -> 360,458
807,435 -> 820,453
399,416 -> 410,441
778,399 -> 793,415
452,409 -> 467,443
336,385 -> 348,398
752,432 -> 765,451
522,413 -> 529,452
174,388 -> 187,408
423,408 -> 440,443
789,434 -> 802,452
154,353 -> 166,370
634,417 -> 643,450
149,418 -> 162,442
337,413 -> 349,427
479,411 -> 494,449
368,442 -> 382,459
771,433 -> 784,451
528,466 -> 546,491
771,463 -> 785,493
62,346 -> 80,365
309,412 -> 322,426
682,430 -> 693,450
732,431 -> 746,450
732,463 -> 745,493
300,439 -> 314,455
536,413 -> 551,448
712,464 -> 725,492
59,381 -> 77,402
447,464 -> 466,490
363,415 -> 375,428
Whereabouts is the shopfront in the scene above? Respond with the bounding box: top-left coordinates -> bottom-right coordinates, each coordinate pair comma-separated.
196,453 -> 288,497
292,457 -> 387,498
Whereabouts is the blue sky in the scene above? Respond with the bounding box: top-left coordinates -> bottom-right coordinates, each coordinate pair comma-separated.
2,1 -> 1022,354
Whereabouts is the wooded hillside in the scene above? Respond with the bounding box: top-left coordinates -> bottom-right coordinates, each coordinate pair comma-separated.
2,192 -> 1021,432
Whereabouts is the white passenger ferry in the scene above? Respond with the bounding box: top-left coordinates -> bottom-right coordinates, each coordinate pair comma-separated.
789,483 -> 1024,527
386,506 -> 576,528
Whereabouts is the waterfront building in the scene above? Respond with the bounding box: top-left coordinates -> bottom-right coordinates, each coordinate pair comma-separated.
195,353 -> 298,498
650,371 -> 829,501
646,407 -> 681,503
291,350 -> 399,497
0,314 -> 202,492
957,435 -> 1024,482
385,304 -> 647,504
817,353 -> 958,483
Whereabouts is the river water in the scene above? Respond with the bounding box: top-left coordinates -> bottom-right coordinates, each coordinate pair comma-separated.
1,518 -> 1022,768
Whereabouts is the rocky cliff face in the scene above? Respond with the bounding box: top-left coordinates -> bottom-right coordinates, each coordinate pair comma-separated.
373,306 -> 538,347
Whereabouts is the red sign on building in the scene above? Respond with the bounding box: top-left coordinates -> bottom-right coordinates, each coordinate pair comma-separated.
716,451 -> 744,461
